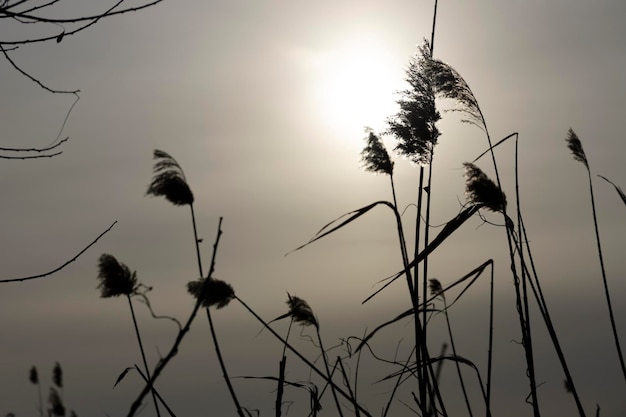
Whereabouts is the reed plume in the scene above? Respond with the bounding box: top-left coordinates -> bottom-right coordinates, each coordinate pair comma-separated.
425,57 -> 484,130
146,150 -> 194,206
96,254 -> 160,417
187,277 -> 235,309
463,162 -> 506,212
387,40 -> 440,164
565,128 -> 588,168
48,387 -> 65,416
96,254 -> 138,297
361,129 -> 394,176
286,293 -> 318,328
53,362 -> 63,389
565,128 -> 626,384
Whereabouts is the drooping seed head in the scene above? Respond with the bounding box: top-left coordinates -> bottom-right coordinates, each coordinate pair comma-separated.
565,128 -> 588,168
187,277 -> 235,309
428,278 -> 444,297
29,366 -> 39,385
48,387 -> 65,417
96,254 -> 138,298
361,128 -> 394,176
146,149 -> 194,206
387,40 -> 441,165
52,362 -> 63,389
463,162 -> 507,212
286,293 -> 318,328
424,57 -> 484,131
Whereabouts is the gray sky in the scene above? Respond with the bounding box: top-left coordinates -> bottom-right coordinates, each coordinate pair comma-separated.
1,0 -> 626,416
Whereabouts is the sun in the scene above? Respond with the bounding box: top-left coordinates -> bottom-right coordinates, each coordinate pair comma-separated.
311,34 -> 403,144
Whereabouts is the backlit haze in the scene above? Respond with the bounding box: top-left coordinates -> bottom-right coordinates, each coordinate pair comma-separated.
1,1 -> 625,416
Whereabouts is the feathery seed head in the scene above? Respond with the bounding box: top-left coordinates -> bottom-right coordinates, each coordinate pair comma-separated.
96,254 -> 138,298
565,128 -> 588,168
29,366 -> 39,385
428,278 -> 443,297
286,293 -> 318,328
187,277 -> 235,309
361,129 -> 394,176
48,387 -> 65,417
146,149 -> 194,206
424,58 -> 484,130
387,40 -> 440,165
463,163 -> 506,212
52,362 -> 63,388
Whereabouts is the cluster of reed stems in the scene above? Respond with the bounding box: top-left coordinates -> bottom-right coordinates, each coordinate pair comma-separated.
11,3 -> 624,417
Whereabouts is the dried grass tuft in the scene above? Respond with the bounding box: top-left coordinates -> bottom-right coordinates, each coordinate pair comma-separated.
146,150 -> 194,206
29,366 -> 38,385
425,57 -> 484,130
187,277 -> 235,309
48,387 -> 65,417
565,128 -> 588,168
286,293 -> 318,328
428,278 -> 443,297
361,129 -> 394,176
387,40 -> 440,165
53,362 -> 63,389
463,162 -> 506,212
96,254 -> 138,298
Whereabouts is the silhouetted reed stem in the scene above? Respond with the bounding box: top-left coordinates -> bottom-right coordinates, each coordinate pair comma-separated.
127,219 -> 224,417
478,108 -> 541,417
205,307 -> 245,417
316,330 -> 344,417
584,169 -> 626,382
275,319 -> 293,417
189,212 -> 244,417
517,217 -> 586,416
235,296 -> 373,417
441,297 -> 473,417
190,205 -> 204,276
126,294 -> 161,417
133,365 -> 176,417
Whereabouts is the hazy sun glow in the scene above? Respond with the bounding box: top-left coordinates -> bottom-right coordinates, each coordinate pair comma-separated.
311,35 -> 403,143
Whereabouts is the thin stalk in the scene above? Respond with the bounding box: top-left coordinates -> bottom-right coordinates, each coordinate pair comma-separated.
518,218 -> 586,417
276,319 -> 293,417
413,166 -> 426,412
383,346 -> 416,417
127,295 -> 161,417
316,330 -> 344,417
478,106 -> 541,417
133,365 -> 176,417
514,137 -> 537,416
127,219 -> 224,417
190,204 -> 204,277
337,357 -> 360,417
422,156 -> 434,414
235,296 -> 373,417
441,296 -> 473,417
391,171 -> 438,416
514,132 -> 586,416
205,307 -> 245,417
393,170 -> 432,414
486,263 -> 494,417
190,211 -> 244,417
585,168 -> 626,382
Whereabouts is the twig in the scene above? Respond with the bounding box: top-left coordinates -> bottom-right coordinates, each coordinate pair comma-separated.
0,221 -> 117,283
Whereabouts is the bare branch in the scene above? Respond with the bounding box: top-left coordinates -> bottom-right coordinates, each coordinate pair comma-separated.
0,221 -> 118,283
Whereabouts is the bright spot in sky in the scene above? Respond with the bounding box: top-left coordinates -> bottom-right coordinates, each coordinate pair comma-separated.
311,35 -> 403,145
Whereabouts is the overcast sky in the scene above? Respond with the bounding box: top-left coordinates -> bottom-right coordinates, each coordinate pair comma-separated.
1,1 -> 625,416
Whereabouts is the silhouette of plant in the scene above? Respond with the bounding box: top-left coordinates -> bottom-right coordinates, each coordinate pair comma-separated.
566,128 -> 626,384
96,254 -> 161,417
